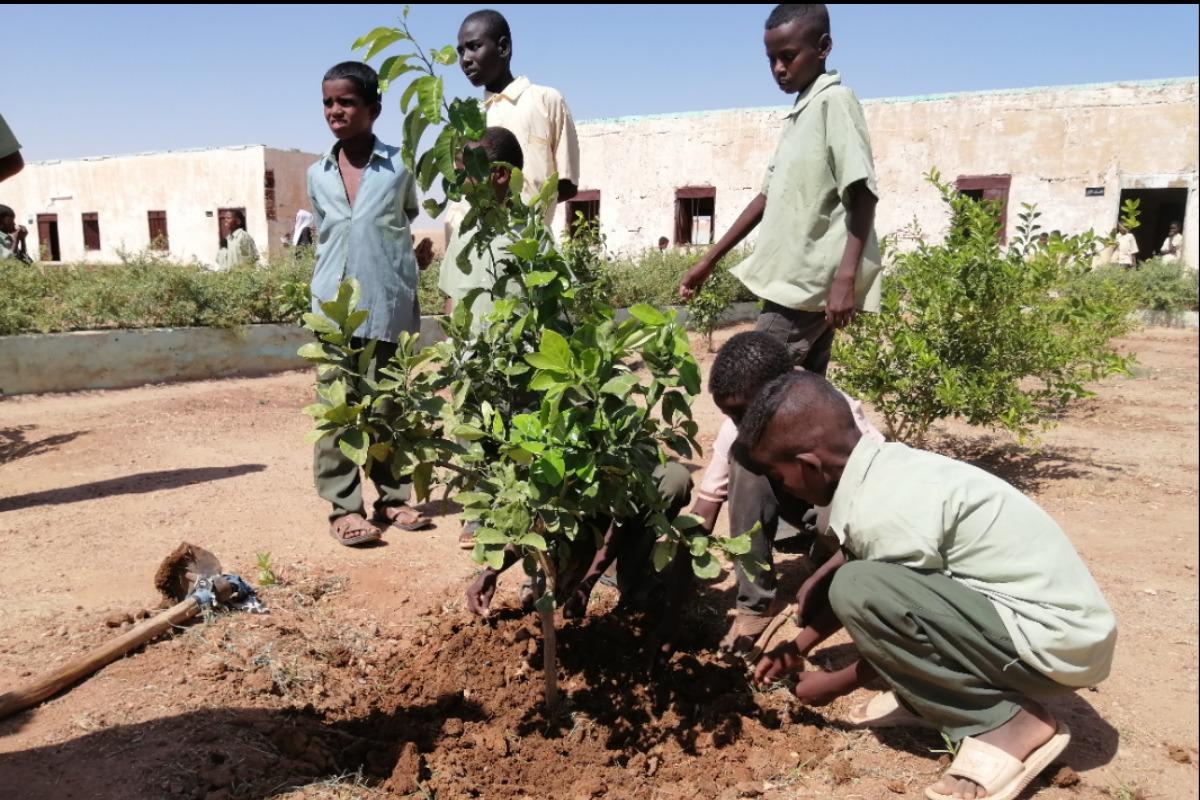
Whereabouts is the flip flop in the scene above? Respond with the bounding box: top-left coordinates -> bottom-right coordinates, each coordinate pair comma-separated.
924,723 -> 1071,800
847,691 -> 937,730
373,503 -> 432,532
329,514 -> 382,547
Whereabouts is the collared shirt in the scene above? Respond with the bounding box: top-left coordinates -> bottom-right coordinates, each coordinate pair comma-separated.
697,386 -> 882,506
732,72 -> 882,313
483,76 -> 580,226
0,113 -> 19,160
826,437 -> 1117,687
308,137 -> 421,342
438,222 -> 514,333
215,228 -> 258,270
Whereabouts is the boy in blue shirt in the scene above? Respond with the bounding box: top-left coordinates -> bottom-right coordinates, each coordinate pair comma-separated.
308,61 -> 435,545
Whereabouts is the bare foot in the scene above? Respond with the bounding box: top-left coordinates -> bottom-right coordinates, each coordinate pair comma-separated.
720,612 -> 772,657
928,703 -> 1058,799
790,662 -> 865,706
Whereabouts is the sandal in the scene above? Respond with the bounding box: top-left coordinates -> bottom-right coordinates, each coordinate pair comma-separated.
458,524 -> 477,550
847,691 -> 936,730
373,503 -> 432,532
330,513 -> 382,547
924,723 -> 1071,800
719,612 -> 774,656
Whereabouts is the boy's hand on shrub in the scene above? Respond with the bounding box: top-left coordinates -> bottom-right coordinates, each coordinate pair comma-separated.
679,257 -> 715,301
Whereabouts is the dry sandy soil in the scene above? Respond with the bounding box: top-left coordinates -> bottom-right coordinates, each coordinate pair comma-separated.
0,324 -> 1196,800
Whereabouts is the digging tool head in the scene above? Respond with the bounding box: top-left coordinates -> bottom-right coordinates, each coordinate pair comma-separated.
154,542 -> 223,604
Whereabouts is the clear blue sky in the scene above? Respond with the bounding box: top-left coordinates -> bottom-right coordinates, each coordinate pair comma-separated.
7,4 -> 1198,162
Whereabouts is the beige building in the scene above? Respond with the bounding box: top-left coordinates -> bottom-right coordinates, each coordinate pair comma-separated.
556,78 -> 1198,268
2,145 -> 319,267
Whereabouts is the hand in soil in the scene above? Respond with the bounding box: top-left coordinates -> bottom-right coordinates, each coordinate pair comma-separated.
466,570 -> 498,617
753,640 -> 806,686
561,577 -> 597,620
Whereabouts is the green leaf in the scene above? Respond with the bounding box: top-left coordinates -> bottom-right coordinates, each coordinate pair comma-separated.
679,357 -> 702,395
417,75 -> 444,122
691,552 -> 722,580
352,26 -> 401,51
507,239 -> 540,261
430,44 -> 457,65
304,426 -> 334,445
452,424 -> 486,441
673,514 -> 704,531
362,31 -> 405,62
518,533 -> 548,551
532,451 -> 566,486
600,373 -> 640,397
722,534 -> 753,556
378,54 -> 417,83
475,529 -> 510,545
302,314 -> 339,336
400,75 -> 432,114
689,536 -> 710,557
323,379 -> 348,409
523,270 -> 558,289
484,547 -> 507,570
454,492 -> 492,506
652,540 -> 677,572
338,429 -> 368,466
628,304 -> 667,326
529,371 -> 566,391
525,353 -> 566,371
539,329 -> 571,368
298,342 -> 329,361
662,391 -> 691,425
411,462 -> 433,502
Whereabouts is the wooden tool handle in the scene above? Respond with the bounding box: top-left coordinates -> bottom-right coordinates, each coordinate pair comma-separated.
0,597 -> 200,720
745,602 -> 798,665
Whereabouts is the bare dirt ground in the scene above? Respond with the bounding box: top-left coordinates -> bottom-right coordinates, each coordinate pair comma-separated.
0,325 -> 1196,800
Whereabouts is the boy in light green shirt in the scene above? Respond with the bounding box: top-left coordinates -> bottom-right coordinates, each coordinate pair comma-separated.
680,3 -> 882,652
737,372 -> 1116,800
438,127 -> 524,331
679,3 -> 880,372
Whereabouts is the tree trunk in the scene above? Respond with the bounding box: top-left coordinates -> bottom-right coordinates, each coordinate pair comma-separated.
538,604 -> 559,717
533,549 -> 560,718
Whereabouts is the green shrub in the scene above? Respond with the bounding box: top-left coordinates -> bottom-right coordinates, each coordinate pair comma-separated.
832,170 -> 1137,444
0,250 -> 313,335
1076,258 -> 1198,313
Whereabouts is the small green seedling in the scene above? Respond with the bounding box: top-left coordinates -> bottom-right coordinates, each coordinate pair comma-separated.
256,552 -> 279,587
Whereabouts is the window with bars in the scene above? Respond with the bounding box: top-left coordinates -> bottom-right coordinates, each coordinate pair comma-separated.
148,210 -> 169,251
82,213 -> 101,251
955,175 -> 1011,243
674,187 -> 715,246
264,170 -> 276,221
565,190 -> 600,237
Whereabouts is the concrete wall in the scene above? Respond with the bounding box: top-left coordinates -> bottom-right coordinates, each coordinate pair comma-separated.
0,318 -> 446,397
563,78 -> 1199,268
2,145 -> 320,267
265,148 -> 321,258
